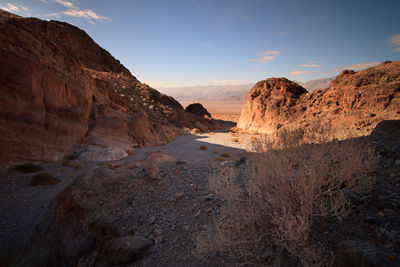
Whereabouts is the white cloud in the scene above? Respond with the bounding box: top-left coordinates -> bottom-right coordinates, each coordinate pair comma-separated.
44,0 -> 110,23
332,62 -> 380,72
53,0 -> 74,8
289,70 -> 311,76
62,9 -> 110,20
299,61 -> 320,68
0,2 -> 22,12
250,50 -> 280,64
387,34 -> 400,52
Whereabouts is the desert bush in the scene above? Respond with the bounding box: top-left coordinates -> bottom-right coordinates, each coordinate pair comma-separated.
31,172 -> 60,186
198,137 -> 377,266
220,152 -> 230,158
126,149 -> 136,156
200,145 -> 208,150
12,163 -> 44,173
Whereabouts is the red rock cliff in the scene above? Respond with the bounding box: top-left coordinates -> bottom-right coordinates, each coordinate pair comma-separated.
0,10 -> 215,163
238,61 -> 400,139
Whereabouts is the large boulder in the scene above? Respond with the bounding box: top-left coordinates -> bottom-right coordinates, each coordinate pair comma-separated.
185,103 -> 211,117
237,78 -> 307,134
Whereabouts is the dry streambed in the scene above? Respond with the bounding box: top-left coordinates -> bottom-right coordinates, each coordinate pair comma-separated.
0,128 -> 251,263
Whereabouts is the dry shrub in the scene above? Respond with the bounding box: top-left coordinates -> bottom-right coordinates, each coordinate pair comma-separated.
126,149 -> 136,156
12,163 -> 44,173
232,138 -> 240,143
213,157 -> 226,162
31,172 -> 60,186
200,145 -> 208,151
198,137 -> 377,266
220,152 -> 230,158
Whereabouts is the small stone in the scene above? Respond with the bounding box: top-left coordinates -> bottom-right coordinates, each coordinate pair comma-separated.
378,211 -> 385,217
153,228 -> 163,237
204,194 -> 215,201
383,209 -> 397,216
394,159 -> 400,165
103,235 -> 154,265
176,160 -> 188,165
174,193 -> 185,202
261,251 -> 273,261
148,216 -> 156,225
206,207 -> 212,213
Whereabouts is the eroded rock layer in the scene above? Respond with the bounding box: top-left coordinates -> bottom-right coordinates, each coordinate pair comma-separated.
238,61 -> 400,139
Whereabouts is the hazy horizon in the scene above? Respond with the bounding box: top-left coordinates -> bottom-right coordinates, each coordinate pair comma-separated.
1,0 -> 400,88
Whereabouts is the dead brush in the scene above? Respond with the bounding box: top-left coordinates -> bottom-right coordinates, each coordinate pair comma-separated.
197,135 -> 378,266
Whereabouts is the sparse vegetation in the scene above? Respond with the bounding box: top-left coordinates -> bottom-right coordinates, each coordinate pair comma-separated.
213,157 -> 226,162
198,133 -> 378,266
12,163 -> 44,173
78,136 -> 90,144
61,159 -> 74,166
200,145 -> 208,150
31,172 -> 60,186
220,152 -> 230,158
126,149 -> 136,155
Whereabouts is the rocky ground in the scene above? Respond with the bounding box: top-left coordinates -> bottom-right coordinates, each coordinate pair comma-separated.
0,119 -> 252,264
1,120 -> 400,266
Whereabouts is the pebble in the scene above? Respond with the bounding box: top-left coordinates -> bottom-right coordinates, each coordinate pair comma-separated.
204,194 -> 215,201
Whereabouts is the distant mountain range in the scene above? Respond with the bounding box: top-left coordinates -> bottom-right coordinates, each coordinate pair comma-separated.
157,77 -> 335,102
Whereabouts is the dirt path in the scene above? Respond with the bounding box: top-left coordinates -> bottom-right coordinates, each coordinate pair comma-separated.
0,123 -> 251,258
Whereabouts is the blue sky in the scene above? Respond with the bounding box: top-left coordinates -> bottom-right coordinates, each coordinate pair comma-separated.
1,0 -> 400,87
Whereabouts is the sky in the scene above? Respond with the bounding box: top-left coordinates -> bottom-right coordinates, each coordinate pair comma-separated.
1,0 -> 400,88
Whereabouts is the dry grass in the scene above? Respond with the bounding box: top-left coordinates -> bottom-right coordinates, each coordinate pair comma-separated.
198,135 -> 378,266
200,145 -> 208,151
12,163 -> 44,173
31,172 -> 60,186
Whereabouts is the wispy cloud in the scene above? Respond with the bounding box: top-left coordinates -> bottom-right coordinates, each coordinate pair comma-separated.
44,0 -> 110,23
0,2 -> 29,12
332,62 -> 380,73
387,34 -> 400,52
62,9 -> 110,20
250,50 -> 280,64
289,70 -> 311,76
54,0 -> 74,8
299,61 -> 320,68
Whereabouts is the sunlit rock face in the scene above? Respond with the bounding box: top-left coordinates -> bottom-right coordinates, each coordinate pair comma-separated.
0,10 -> 220,163
238,61 -> 400,139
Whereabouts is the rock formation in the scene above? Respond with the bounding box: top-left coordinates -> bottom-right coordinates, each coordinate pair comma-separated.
238,61 -> 400,140
0,10 -> 218,163
185,103 -> 211,117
